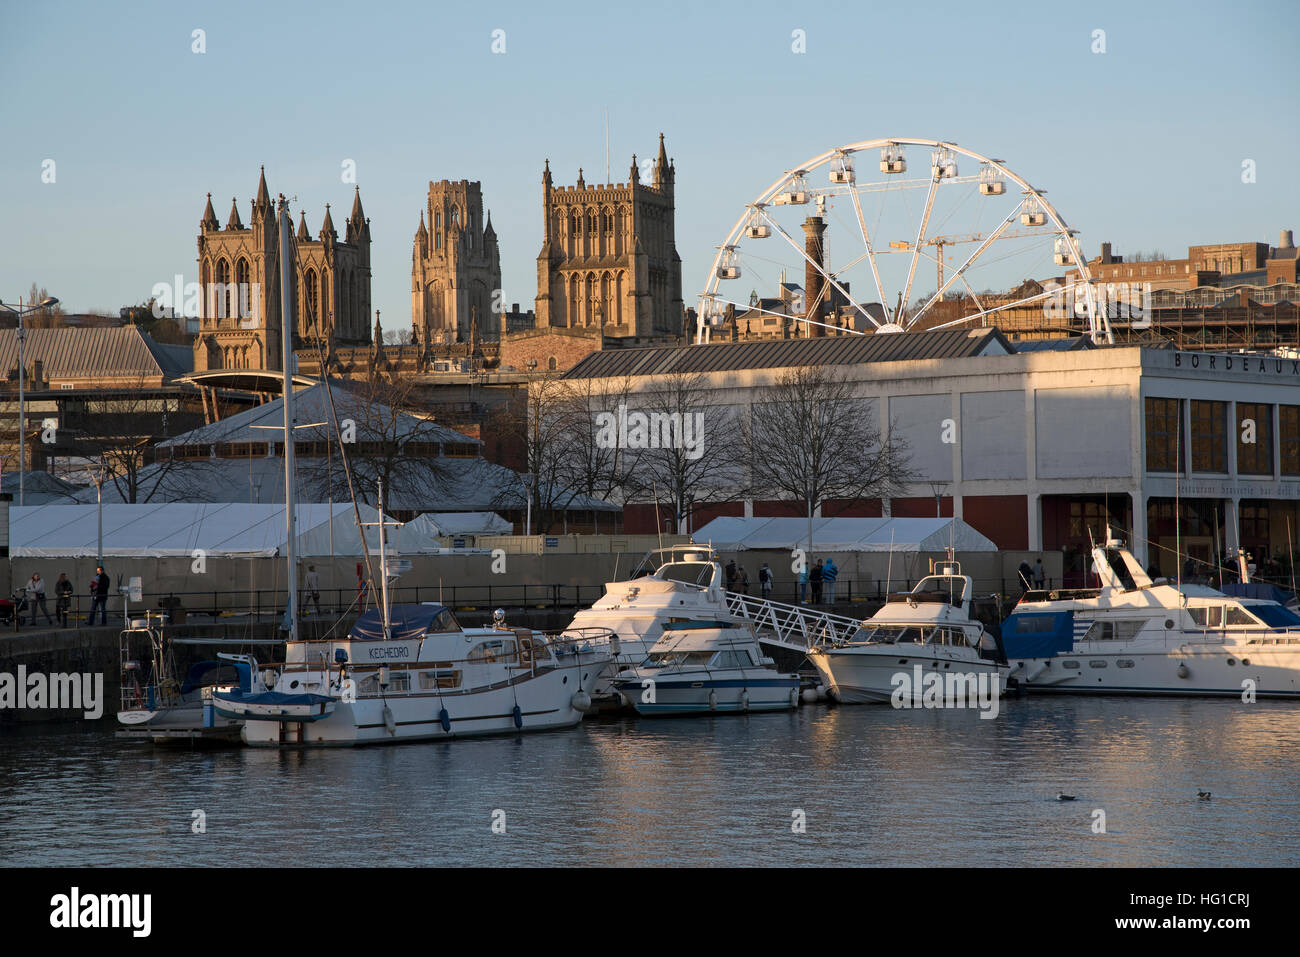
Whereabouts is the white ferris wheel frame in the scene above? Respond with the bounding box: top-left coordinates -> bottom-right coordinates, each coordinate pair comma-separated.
697,137 -> 1109,346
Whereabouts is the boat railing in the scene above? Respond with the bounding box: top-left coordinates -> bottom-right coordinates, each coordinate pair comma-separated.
723,591 -> 863,651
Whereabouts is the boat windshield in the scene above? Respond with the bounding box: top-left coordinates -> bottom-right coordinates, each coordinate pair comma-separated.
656,562 -> 715,588
849,625 -> 975,647
643,650 -> 716,667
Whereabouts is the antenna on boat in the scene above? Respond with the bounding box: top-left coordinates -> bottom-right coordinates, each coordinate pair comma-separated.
652,480 -> 664,553
1289,516 -> 1297,597
378,478 -> 392,641
1175,410 -> 1182,595
1213,504 -> 1223,590
885,529 -> 895,596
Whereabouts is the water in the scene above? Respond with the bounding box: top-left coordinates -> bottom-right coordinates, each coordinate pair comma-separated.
2,697 -> 1298,867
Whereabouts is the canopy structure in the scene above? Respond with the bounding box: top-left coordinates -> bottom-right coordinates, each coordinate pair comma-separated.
400,511 -> 512,546
691,516 -> 997,553
9,503 -> 398,558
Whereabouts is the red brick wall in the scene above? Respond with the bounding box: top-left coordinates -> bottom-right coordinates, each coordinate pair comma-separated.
891,496 -> 953,518
961,494 -> 1028,549
823,498 -> 884,517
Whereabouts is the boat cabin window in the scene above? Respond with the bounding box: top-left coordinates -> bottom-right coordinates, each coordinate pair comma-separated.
387,671 -> 410,692
467,638 -> 518,665
1224,606 -> 1258,627
1189,607 -> 1223,628
711,651 -> 751,669
851,626 -> 925,644
1083,620 -> 1145,641
418,669 -> 461,690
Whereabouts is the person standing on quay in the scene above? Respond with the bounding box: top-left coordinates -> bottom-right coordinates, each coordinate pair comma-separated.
55,573 -> 74,628
1033,558 -> 1046,590
26,572 -> 53,627
725,560 -> 738,591
91,564 -> 110,626
759,562 -> 773,599
822,557 -> 838,605
811,560 -> 824,604
738,565 -> 749,595
798,563 -> 809,604
304,565 -> 321,616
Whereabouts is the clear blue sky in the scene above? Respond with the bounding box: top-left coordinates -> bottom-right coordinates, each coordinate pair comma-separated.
1,0 -> 1296,325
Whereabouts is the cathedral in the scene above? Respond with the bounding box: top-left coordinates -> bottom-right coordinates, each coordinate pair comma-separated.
195,168 -> 372,373
410,179 -> 501,349
534,133 -> 684,337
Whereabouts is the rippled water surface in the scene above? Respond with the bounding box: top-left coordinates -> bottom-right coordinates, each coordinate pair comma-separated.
2,697 -> 1298,866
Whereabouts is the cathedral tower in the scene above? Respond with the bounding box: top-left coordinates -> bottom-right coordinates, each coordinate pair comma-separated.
410,179 -> 501,349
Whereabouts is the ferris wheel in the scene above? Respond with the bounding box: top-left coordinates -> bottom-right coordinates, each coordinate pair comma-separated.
697,138 -> 1108,344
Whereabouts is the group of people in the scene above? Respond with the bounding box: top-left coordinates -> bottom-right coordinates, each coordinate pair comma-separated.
19,565 -> 112,628
724,557 -> 840,605
1017,558 -> 1048,592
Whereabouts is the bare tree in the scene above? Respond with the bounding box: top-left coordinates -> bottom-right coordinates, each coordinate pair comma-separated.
742,364 -> 912,555
561,373 -> 644,506
636,370 -> 745,534
298,374 -> 457,511
489,376 -> 587,533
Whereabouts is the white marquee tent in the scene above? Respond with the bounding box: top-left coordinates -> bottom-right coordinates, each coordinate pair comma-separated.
9,503 -> 398,559
691,516 -> 997,553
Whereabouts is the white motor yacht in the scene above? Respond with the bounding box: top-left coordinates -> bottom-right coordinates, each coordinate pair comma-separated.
611,620 -> 800,716
807,557 -> 1008,706
213,604 -> 608,746
1002,533 -> 1300,697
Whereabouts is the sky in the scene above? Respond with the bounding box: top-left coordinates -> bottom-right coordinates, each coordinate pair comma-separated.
1,0 -> 1297,328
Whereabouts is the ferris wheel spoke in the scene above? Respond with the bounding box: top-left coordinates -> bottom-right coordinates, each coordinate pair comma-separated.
900,171 -> 940,326
755,206 -> 882,329
909,205 -> 1020,326
846,184 -> 890,323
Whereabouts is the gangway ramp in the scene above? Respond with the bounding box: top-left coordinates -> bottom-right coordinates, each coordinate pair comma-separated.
723,591 -> 863,652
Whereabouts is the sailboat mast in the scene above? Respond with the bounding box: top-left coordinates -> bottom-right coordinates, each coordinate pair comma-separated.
278,197 -> 299,644
378,477 -> 391,640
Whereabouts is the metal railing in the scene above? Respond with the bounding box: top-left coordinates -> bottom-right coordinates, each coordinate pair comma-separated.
724,590 -> 864,652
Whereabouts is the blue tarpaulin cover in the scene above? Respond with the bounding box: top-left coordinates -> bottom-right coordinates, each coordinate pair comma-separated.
348,604 -> 456,641
1001,610 -> 1076,659
1222,583 -> 1295,605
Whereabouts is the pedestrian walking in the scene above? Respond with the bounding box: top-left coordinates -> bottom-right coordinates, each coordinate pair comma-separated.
759,562 -> 773,599
303,565 -> 322,616
811,560 -> 824,604
91,564 -> 110,626
1033,558 -> 1045,589
822,557 -> 839,605
725,560 -> 738,591
26,572 -> 53,626
55,573 -> 74,628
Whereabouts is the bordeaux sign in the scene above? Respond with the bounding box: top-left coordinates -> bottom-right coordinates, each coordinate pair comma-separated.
1174,352 -> 1300,376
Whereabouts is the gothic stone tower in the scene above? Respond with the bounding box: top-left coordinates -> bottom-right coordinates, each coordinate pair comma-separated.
534,133 -> 684,337
195,168 -> 372,373
410,180 -> 501,349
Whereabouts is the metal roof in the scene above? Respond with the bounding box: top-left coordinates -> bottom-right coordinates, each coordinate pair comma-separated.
562,328 -> 1012,379
0,326 -> 193,380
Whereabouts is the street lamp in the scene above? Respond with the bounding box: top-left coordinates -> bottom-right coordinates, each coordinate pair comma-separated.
0,295 -> 59,506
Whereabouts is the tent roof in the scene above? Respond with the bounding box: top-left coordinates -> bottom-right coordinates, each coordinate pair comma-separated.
9,503 -> 395,558
691,516 -> 997,552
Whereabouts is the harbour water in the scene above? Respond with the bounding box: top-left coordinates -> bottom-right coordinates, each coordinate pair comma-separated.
2,697 -> 1298,867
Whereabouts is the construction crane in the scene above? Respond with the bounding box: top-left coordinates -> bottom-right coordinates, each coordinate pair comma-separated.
889,229 -> 1042,292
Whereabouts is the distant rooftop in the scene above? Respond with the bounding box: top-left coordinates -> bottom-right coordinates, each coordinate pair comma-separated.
0,325 -> 193,382
562,328 -> 1012,379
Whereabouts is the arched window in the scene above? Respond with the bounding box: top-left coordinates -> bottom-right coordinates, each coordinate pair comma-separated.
215,259 -> 231,320
305,268 -> 319,327
235,258 -> 251,322
548,356 -> 557,371
321,269 -> 330,332
200,260 -> 212,322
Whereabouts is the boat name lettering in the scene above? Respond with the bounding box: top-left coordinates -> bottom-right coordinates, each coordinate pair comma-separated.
368,647 -> 410,659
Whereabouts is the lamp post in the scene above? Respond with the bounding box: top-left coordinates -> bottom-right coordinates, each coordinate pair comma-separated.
0,296 -> 59,506
91,457 -> 107,564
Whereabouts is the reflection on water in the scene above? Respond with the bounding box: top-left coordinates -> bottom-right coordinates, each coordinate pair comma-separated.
2,697 -> 1298,867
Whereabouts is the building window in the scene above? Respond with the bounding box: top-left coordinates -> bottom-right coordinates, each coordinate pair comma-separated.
1236,402 -> 1273,475
1189,400 -> 1227,473
548,356 -> 557,371
1145,397 -> 1183,472
1240,503 -> 1269,544
1282,405 -> 1300,475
